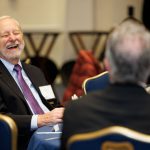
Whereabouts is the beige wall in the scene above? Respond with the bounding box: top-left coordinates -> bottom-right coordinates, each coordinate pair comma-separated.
95,0 -> 143,30
0,0 -> 67,31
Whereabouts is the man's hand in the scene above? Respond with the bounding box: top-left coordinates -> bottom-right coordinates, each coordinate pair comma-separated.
37,107 -> 64,127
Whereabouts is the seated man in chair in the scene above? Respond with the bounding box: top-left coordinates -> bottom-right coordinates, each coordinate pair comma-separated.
61,19 -> 150,149
0,16 -> 64,150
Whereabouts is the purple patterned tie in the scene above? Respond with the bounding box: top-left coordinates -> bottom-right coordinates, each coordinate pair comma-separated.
14,64 -> 44,114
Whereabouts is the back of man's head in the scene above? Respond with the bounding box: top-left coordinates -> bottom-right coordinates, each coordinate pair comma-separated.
105,19 -> 150,84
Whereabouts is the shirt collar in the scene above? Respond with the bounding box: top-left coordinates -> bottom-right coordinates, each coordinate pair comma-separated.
0,58 -> 22,73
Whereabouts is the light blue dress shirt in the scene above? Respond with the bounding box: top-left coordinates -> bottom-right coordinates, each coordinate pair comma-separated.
0,59 -> 50,130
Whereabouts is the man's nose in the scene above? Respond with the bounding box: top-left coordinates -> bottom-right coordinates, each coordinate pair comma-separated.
9,33 -> 16,41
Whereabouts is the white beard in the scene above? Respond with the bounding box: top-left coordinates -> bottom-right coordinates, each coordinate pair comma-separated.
0,43 -> 24,62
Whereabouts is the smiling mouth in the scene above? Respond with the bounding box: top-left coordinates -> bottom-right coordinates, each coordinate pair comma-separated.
6,44 -> 19,50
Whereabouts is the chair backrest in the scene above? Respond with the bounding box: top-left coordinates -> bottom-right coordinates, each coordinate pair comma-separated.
67,126 -> 150,150
82,71 -> 109,94
60,60 -> 75,87
0,114 -> 18,150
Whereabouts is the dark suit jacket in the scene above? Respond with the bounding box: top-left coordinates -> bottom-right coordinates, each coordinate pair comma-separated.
61,83 -> 150,149
0,60 -> 54,149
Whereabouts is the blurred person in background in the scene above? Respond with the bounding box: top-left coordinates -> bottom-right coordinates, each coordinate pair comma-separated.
61,19 -> 150,149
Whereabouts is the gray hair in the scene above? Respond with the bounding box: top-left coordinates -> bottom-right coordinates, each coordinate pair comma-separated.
105,19 -> 150,83
0,16 -> 22,31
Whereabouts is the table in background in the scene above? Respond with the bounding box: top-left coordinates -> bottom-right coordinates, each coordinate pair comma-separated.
27,125 -> 62,150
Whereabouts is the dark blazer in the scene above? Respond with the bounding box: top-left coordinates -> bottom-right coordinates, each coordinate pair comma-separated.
0,60 -> 54,149
61,83 -> 150,149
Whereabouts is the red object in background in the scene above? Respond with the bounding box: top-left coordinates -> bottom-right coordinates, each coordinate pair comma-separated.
61,50 -> 105,106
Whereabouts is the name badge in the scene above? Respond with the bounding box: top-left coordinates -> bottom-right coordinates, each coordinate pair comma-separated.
39,85 -> 55,99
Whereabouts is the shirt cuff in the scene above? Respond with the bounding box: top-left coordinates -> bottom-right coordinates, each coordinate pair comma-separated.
31,115 -> 38,131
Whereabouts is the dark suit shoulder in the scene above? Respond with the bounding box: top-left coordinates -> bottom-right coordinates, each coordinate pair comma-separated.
21,62 -> 47,84
22,62 -> 43,73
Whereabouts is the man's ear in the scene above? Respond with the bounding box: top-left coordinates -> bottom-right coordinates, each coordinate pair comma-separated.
104,58 -> 110,71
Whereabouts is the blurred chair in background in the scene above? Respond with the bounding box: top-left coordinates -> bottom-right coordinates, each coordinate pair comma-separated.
29,56 -> 58,85
67,126 -> 150,150
60,60 -> 76,87
0,114 -> 18,150
82,71 -> 109,94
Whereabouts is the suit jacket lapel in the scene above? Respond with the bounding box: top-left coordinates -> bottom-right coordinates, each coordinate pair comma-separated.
19,62 -> 46,102
0,61 -> 26,100
21,62 -> 42,96
21,62 -> 54,110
